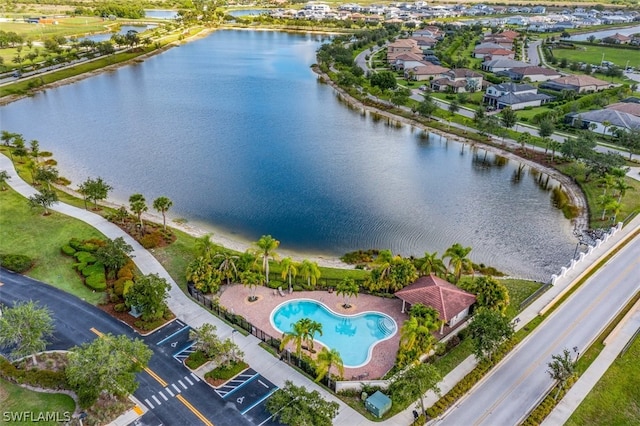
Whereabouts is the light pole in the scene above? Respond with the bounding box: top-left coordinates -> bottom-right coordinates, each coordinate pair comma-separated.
231,329 -> 238,360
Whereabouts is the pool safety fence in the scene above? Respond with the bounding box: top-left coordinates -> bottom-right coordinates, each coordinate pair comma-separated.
187,283 -> 336,391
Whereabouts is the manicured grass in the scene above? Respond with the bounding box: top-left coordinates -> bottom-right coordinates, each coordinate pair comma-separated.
550,43 -> 640,70
0,377 -> 75,425
566,325 -> 640,425
502,278 -> 544,319
0,186 -> 104,304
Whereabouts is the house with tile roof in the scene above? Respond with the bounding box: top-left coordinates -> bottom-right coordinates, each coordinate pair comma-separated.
483,82 -> 553,110
497,66 -> 562,82
606,102 -> 640,118
540,75 -> 611,93
395,274 -> 476,333
482,58 -> 529,73
603,33 -> 632,44
567,109 -> 640,135
404,63 -> 450,81
431,68 -> 483,93
473,47 -> 515,60
390,52 -> 427,70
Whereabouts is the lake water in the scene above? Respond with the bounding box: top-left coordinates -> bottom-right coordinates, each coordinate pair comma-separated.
569,24 -> 640,41
144,10 -> 178,20
0,30 -> 576,280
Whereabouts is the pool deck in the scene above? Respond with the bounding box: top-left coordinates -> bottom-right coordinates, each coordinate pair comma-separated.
218,284 -> 409,380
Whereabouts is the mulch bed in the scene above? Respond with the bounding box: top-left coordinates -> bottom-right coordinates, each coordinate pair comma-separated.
97,301 -> 174,335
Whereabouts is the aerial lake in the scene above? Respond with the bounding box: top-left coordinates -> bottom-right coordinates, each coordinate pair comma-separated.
0,30 -> 577,280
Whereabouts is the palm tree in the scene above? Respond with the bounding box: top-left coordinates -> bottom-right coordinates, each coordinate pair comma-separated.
128,193 -> 148,232
299,259 -> 321,288
194,234 -> 215,259
547,348 -> 576,400
213,252 -> 239,285
443,243 -> 474,283
241,270 -> 263,302
314,347 -> 344,387
614,178 -> 633,203
447,100 -> 459,129
302,318 -> 323,353
601,120 -> 611,137
152,196 -> 173,231
251,235 -> 280,284
280,257 -> 298,293
416,251 -> 446,277
336,277 -> 359,308
280,319 -> 306,364
400,316 -> 432,352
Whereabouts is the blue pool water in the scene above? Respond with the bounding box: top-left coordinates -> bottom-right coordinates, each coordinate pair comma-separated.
271,299 -> 397,367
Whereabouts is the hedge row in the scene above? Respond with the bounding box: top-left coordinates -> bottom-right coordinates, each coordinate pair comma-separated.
0,357 -> 69,390
522,375 -> 578,425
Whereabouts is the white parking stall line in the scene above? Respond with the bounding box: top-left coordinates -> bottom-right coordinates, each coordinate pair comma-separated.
145,399 -> 154,409
178,380 -> 188,389
172,383 -> 181,393
184,376 -> 194,386
152,395 -> 161,405
165,387 -> 174,397
190,372 -> 200,382
159,391 -> 168,401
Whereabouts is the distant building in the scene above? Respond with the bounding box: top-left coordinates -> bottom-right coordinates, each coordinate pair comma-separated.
497,66 -> 562,82
540,75 -> 611,93
431,68 -> 483,93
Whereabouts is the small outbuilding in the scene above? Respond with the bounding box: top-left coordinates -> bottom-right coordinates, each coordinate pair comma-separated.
365,391 -> 392,418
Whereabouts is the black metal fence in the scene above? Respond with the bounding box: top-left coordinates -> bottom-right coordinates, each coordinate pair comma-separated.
187,283 -> 335,390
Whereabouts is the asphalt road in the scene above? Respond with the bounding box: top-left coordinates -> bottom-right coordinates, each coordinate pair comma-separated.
0,270 -> 276,426
433,234 -> 640,425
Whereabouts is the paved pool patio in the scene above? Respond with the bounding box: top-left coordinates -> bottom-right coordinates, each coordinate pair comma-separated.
218,283 -> 409,380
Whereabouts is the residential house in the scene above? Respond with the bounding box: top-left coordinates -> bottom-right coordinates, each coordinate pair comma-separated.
606,102 -> 640,118
497,66 -> 562,82
431,68 -> 483,93
540,75 -> 611,93
482,58 -> 529,73
394,274 -> 476,334
603,33 -> 631,44
404,63 -> 450,81
473,47 -> 514,60
483,82 -> 554,110
411,36 -> 438,50
567,109 -> 640,134
390,52 -> 426,70
386,38 -> 423,63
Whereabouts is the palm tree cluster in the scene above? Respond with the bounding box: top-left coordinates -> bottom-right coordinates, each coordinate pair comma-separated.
397,304 -> 442,368
186,234 -> 323,301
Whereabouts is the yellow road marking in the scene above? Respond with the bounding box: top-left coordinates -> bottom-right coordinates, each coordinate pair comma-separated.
176,394 -> 214,426
89,328 -> 167,386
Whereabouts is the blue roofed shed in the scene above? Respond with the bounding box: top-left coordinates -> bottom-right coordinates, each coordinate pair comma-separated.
365,391 -> 392,418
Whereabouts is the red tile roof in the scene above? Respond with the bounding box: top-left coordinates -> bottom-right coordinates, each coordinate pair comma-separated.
395,274 -> 476,322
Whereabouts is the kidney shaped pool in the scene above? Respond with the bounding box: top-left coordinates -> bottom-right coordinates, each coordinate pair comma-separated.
271,299 -> 397,368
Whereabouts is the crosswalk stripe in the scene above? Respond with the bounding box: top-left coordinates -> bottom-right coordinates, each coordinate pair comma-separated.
191,373 -> 200,382
172,383 -> 181,393
179,380 -> 188,389
184,376 -> 194,386
145,399 -> 154,409
152,395 -> 161,405
165,387 -> 174,397
159,391 -> 168,401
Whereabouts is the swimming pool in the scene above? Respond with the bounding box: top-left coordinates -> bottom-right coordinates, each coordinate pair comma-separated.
270,299 -> 397,368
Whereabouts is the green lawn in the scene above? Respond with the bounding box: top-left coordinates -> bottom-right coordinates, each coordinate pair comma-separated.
565,326 -> 640,425
0,185 -> 104,304
0,378 -> 75,426
551,44 -> 640,70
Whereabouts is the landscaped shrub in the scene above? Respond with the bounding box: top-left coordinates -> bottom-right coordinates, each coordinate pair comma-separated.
81,262 -> 105,278
204,360 -> 249,381
0,358 -> 68,390
117,262 -> 135,279
61,245 -> 76,256
134,317 -> 166,331
0,254 -> 34,273
85,273 -> 107,291
113,278 -> 133,296
74,251 -> 97,264
140,232 -> 162,249
68,238 -> 84,251
114,303 -> 127,312
185,350 -> 208,370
